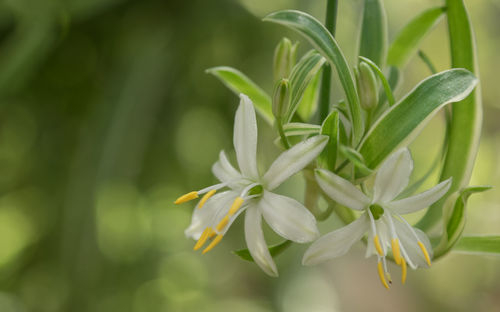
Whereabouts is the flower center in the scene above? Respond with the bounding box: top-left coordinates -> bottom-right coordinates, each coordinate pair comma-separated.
247,184 -> 264,196
369,204 -> 384,220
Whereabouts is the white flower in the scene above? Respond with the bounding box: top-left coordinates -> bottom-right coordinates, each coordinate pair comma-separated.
302,148 -> 452,288
175,94 -> 328,277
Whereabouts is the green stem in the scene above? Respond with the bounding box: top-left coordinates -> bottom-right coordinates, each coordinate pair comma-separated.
318,0 -> 338,121
418,50 -> 437,74
276,117 -> 290,149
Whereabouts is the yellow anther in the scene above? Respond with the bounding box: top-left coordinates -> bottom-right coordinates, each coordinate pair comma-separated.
374,235 -> 384,256
418,241 -> 432,266
208,229 -> 216,239
193,227 -> 211,251
401,257 -> 407,285
202,234 -> 224,254
216,215 -> 229,232
228,197 -> 245,216
377,261 -> 390,289
174,191 -> 198,204
391,238 -> 402,265
198,189 -> 217,209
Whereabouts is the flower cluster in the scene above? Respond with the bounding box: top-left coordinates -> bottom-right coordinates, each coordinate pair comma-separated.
175,94 -> 451,287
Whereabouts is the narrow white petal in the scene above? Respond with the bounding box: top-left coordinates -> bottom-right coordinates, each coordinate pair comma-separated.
365,217 -> 390,258
259,191 -> 319,243
244,207 -> 279,277
263,135 -> 329,190
302,214 -> 369,266
386,178 -> 452,214
234,94 -> 259,179
314,169 -> 370,210
393,217 -> 433,269
184,191 -> 236,239
212,150 -> 242,183
373,148 -> 413,203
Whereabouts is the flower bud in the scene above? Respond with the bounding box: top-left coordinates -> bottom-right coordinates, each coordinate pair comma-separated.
272,78 -> 290,119
355,61 -> 379,110
273,38 -> 298,81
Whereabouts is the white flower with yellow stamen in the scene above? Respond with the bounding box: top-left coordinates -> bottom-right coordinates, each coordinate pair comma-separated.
175,93 -> 328,277
302,148 -> 452,288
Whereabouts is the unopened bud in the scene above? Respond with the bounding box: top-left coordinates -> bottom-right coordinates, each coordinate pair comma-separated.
272,79 -> 290,119
273,38 -> 298,81
356,61 -> 379,110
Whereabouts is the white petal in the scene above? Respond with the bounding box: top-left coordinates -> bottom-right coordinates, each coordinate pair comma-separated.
314,169 -> 370,210
393,217 -> 433,269
259,191 -> 319,243
263,135 -> 329,190
212,150 -> 242,184
386,178 -> 452,214
234,94 -> 259,180
244,207 -> 278,277
302,214 -> 369,266
184,191 -> 236,239
373,148 -> 413,203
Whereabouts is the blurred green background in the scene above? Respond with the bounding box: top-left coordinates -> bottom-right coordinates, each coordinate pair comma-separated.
0,0 -> 498,311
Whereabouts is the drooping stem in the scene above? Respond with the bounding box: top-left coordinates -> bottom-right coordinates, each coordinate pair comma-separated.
276,117 -> 291,149
318,0 -> 338,121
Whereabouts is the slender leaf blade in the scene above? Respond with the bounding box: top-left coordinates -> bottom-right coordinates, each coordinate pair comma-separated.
320,110 -> 339,171
387,7 -> 445,68
283,122 -> 321,136
453,236 -> 500,256
358,69 -> 477,170
233,240 -> 292,262
358,0 -> 388,67
297,68 -> 321,121
206,66 -> 273,124
264,10 -> 364,144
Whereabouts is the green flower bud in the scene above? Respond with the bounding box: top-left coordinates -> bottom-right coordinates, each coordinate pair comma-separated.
272,78 -> 290,119
273,38 -> 298,81
356,61 -> 379,110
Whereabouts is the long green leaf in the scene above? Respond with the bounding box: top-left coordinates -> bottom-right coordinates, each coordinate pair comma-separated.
264,10 -> 364,144
206,66 -> 273,124
417,0 -> 483,232
358,69 -> 477,170
283,122 -> 321,136
286,50 -> 326,122
233,240 -> 292,262
358,0 -> 387,67
387,7 -> 445,68
453,236 -> 500,256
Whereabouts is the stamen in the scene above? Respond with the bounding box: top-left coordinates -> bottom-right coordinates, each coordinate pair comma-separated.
401,257 -> 407,284
228,197 -> 245,216
377,260 -> 390,289
193,227 -> 212,251
174,191 -> 198,204
418,241 -> 432,266
202,234 -> 224,254
208,229 -> 216,239
391,238 -> 402,265
198,189 -> 216,209
216,215 -> 229,232
374,235 -> 384,256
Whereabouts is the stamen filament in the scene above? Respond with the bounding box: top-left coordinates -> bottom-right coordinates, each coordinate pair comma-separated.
418,241 -> 432,266
228,197 -> 245,216
391,238 -> 402,265
374,235 -> 384,256
198,189 -> 216,209
174,191 -> 198,204
194,227 -> 212,250
377,260 -> 390,289
401,257 -> 407,284
216,215 -> 229,232
202,234 -> 224,254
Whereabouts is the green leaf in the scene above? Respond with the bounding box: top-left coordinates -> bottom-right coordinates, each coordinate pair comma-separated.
297,68 -> 321,121
339,145 -> 373,176
206,66 -> 273,124
283,122 -> 321,136
233,240 -> 292,262
453,236 -> 500,256
417,0 -> 483,232
286,50 -> 326,123
264,10 -> 364,145
359,56 -> 395,107
387,6 -> 445,68
358,69 -> 477,170
358,0 -> 388,67
320,110 -> 339,171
